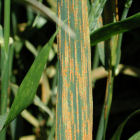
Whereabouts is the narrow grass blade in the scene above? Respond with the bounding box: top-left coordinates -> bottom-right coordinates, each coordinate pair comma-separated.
95,109 -> 104,140
91,12 -> 140,46
0,3 -> 10,115
111,109 -> 140,140
96,70 -> 114,140
128,131 -> 140,140
97,4 -> 133,139
0,1 -> 11,137
115,0 -> 133,69
89,0 -> 107,33
0,29 -> 58,132
15,0 -> 75,38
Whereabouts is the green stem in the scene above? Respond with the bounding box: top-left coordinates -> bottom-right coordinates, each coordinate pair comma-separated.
4,0 -> 10,53
103,69 -> 114,140
0,0 -> 11,139
116,0 -> 133,67
0,0 -> 1,23
95,69 -> 114,140
96,1 -> 133,139
0,50 -> 10,139
1,0 -> 11,113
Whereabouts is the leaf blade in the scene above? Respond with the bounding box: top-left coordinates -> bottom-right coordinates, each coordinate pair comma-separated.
0,30 -> 58,131
111,109 -> 140,140
91,12 -> 140,46
128,131 -> 140,140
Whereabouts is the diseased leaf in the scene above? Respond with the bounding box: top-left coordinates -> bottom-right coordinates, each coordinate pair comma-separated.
56,1 -> 93,139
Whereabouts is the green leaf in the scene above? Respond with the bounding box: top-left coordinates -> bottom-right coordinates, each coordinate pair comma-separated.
0,29 -> 58,132
95,109 -> 104,140
90,12 -> 140,46
0,25 -> 3,39
128,131 -> 140,140
0,114 -> 8,131
10,83 -> 53,118
111,109 -> 140,140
